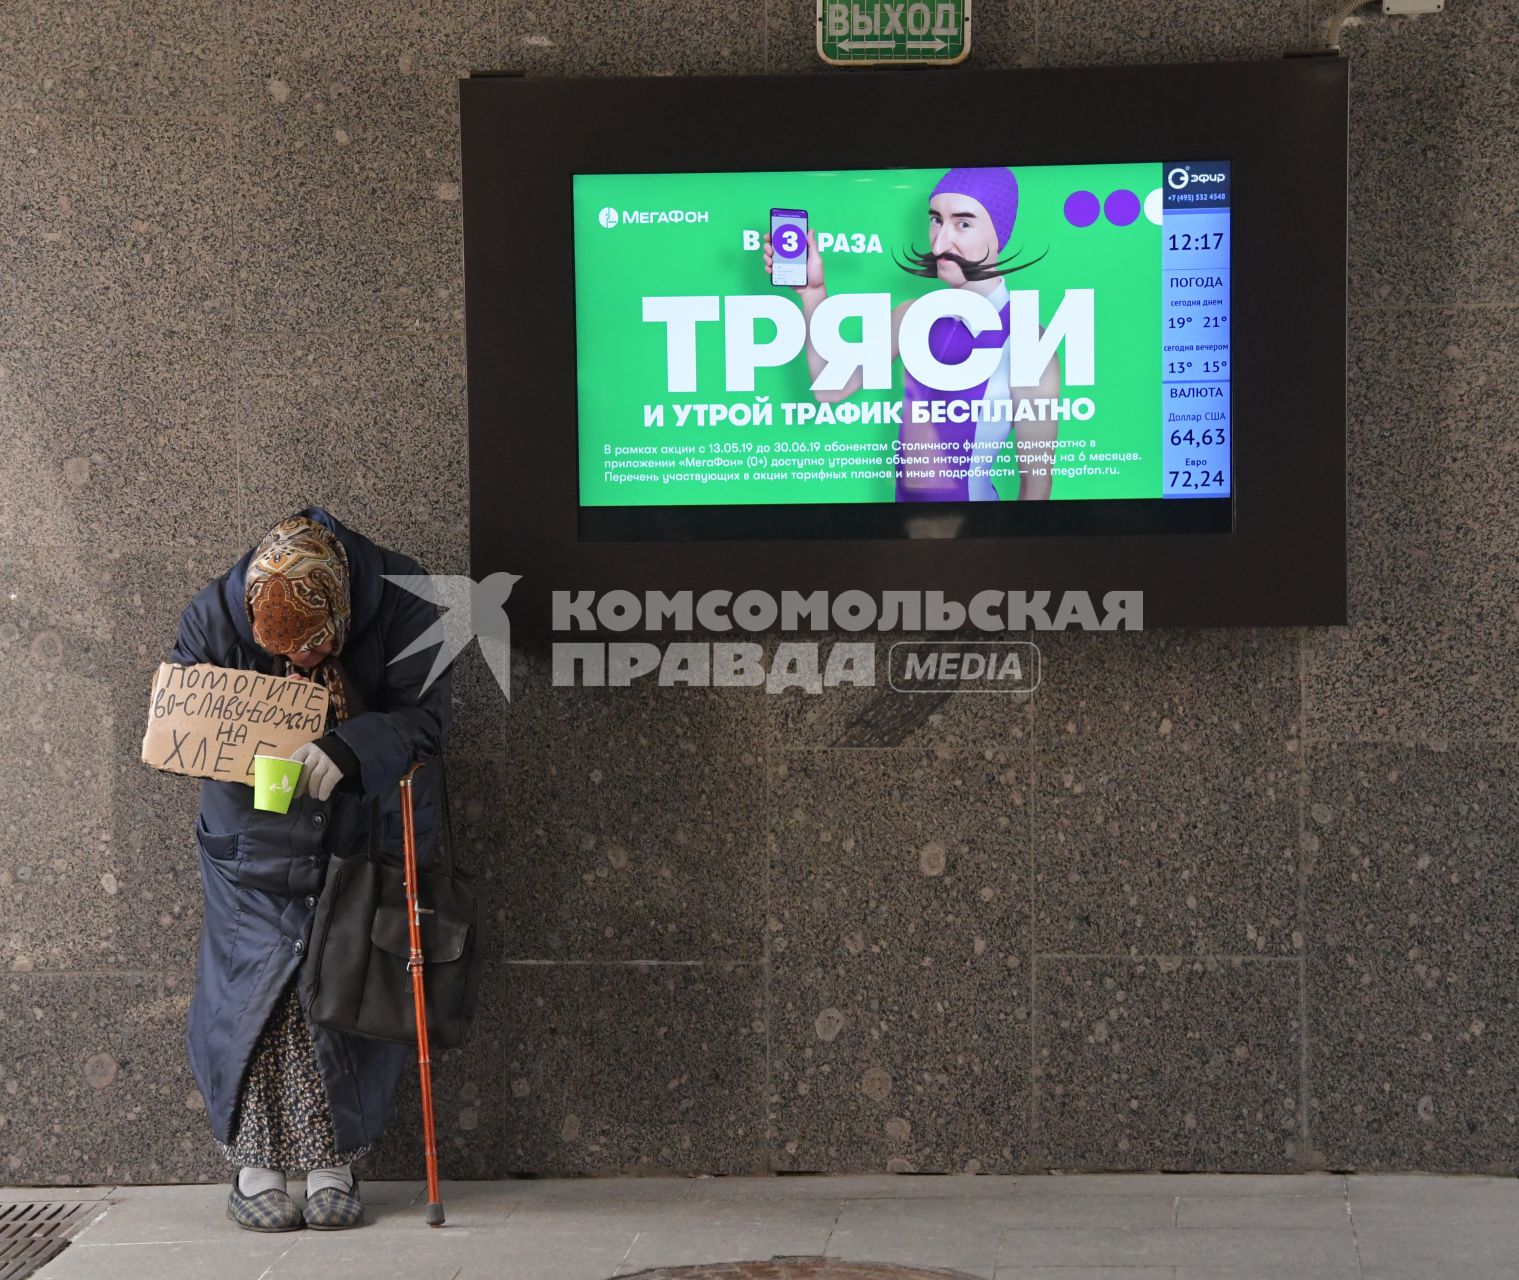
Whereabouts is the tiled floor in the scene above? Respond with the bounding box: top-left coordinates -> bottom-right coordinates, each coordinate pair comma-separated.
8,1172 -> 1518,1279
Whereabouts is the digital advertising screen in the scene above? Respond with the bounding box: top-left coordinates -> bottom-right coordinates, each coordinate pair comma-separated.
464,62 -> 1347,624
572,160 -> 1233,537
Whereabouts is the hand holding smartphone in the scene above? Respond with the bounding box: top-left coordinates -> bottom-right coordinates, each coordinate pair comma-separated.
769,208 -> 809,288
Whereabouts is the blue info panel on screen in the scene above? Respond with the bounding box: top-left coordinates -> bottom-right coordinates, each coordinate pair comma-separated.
1160,160 -> 1231,500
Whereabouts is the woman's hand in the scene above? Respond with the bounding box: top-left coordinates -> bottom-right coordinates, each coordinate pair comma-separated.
290,741 -> 344,801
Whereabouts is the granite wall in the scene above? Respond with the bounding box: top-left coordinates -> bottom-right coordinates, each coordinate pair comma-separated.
1,0 -> 1515,1184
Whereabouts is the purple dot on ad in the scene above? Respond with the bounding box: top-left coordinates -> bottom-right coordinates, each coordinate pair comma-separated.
1064,190 -> 1099,228
772,223 -> 807,258
1105,189 -> 1141,227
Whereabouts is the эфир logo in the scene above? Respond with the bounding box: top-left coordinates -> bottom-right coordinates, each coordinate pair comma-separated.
1167,166 -> 1227,190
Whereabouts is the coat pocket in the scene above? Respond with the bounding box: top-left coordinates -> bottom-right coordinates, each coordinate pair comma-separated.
371,900 -> 470,964
379,802 -> 435,837
374,803 -> 437,861
195,815 -> 241,862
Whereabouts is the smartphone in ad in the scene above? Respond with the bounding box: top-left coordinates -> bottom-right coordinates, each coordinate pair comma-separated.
770,208 -> 809,287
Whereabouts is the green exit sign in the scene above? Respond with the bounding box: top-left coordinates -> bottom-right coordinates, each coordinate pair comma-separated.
817,0 -> 972,66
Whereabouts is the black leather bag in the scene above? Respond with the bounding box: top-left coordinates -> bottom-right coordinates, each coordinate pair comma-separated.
305,764 -> 487,1050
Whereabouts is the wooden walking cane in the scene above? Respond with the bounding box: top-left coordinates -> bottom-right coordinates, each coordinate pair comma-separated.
399,761 -> 446,1226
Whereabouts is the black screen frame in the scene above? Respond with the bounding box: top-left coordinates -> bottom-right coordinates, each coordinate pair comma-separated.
461,61 -> 1347,631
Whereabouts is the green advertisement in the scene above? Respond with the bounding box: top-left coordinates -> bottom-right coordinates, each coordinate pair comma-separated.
573,163 -> 1168,507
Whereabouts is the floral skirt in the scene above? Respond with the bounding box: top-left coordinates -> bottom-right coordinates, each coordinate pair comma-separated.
216,977 -> 374,1171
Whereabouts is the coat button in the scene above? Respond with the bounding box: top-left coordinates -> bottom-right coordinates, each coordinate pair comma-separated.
305,896 -> 317,908
312,813 -> 326,828
293,939 -> 305,954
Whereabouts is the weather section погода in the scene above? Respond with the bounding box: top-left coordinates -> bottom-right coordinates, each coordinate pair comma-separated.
1158,161 -> 1231,498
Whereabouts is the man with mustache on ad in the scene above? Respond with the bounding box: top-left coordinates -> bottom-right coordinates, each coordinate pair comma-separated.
765,166 -> 1062,502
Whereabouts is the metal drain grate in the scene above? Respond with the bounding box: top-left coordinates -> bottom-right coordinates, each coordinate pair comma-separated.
0,1201 -> 95,1280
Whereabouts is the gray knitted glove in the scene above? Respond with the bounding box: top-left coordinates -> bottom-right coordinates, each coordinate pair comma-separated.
290,741 -> 343,801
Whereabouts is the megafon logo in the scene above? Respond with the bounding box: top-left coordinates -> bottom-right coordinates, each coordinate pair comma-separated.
385,572 -> 520,700
1167,166 -> 1227,190
601,209 -> 711,226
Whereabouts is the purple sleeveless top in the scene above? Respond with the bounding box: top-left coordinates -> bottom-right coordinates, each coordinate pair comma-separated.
898,301 -> 1012,502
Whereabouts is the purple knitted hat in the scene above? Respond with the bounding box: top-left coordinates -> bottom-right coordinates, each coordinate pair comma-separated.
930,167 -> 1020,250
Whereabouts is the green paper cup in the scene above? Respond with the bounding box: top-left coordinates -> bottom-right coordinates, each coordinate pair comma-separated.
253,754 -> 303,813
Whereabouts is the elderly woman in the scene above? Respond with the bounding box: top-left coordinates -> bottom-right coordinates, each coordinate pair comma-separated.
168,507 -> 450,1231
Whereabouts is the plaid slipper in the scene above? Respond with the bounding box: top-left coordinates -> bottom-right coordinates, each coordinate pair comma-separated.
226,1181 -> 303,1232
304,1175 -> 363,1230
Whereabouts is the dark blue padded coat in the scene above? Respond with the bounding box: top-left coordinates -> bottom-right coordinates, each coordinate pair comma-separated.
169,506 -> 450,1155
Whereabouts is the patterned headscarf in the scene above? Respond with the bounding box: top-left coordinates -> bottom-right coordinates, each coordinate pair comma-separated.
245,514 -> 363,725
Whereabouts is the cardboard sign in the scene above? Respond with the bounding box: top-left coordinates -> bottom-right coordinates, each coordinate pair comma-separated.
141,663 -> 330,783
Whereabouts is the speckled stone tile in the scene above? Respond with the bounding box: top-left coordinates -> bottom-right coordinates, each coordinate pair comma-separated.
769,633 -> 1034,750
1033,956 -> 1302,1171
1039,0 -> 1310,66
0,972 -> 225,1184
231,0 -> 496,124
0,0 -> 228,116
1335,309 -> 1517,554
444,749 -> 510,874
0,331 -> 240,554
768,748 -> 1032,1173
767,0 -> 1037,72
445,641 -> 508,758
99,754 -> 207,971
497,661 -> 770,961
0,675 -> 124,974
125,0 -> 231,116
233,102 -> 465,335
1328,0 -> 1519,306
506,0 -> 765,77
0,0 -> 1510,1197
236,333 -> 469,579
942,0 -> 1039,70
0,545 -> 227,972
1303,531 -> 1519,745
502,961 -> 766,1175
0,3 -> 134,115
1303,308 -> 1519,744
1305,743 -> 1519,1172
1031,630 -> 1302,957
0,114 -> 232,345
